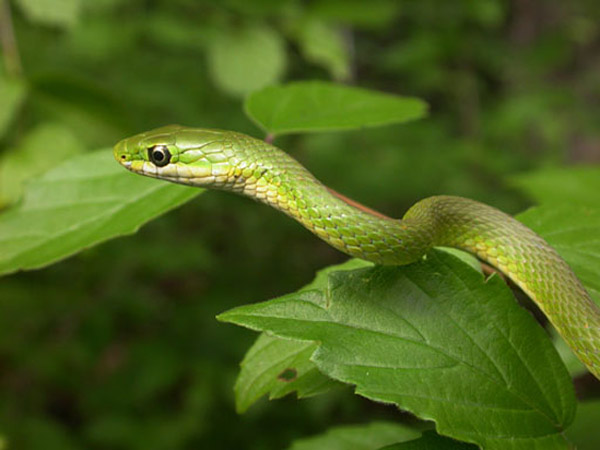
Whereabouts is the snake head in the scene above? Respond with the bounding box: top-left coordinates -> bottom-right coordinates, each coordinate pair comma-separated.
113,125 -> 239,187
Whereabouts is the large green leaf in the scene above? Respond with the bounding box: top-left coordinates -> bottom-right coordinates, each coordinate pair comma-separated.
512,167 -> 600,207
207,24 -> 286,97
244,81 -> 427,135
219,250 -> 575,450
235,254 -> 480,413
0,150 -> 200,276
517,205 -> 600,305
288,422 -> 421,450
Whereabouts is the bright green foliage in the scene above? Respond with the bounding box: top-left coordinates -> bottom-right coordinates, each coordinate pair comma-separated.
207,25 -> 286,97
0,150 -> 199,275
220,250 -> 576,450
244,81 -> 428,135
287,422 -> 420,450
0,123 -> 83,207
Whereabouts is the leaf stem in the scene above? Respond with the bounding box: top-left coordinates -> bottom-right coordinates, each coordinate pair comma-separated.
264,133 -> 275,144
0,0 -> 22,78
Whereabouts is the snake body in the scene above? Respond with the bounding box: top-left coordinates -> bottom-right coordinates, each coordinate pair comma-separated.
114,125 -> 600,379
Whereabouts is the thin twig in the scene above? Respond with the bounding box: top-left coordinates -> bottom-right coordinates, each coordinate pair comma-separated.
0,0 -> 22,77
264,133 -> 275,144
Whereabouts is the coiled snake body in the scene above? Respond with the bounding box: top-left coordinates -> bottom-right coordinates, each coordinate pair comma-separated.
114,125 -> 600,380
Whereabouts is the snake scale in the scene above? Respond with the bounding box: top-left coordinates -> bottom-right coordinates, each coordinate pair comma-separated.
114,125 -> 600,380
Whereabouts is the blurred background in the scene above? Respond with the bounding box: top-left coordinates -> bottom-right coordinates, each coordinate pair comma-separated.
0,0 -> 599,448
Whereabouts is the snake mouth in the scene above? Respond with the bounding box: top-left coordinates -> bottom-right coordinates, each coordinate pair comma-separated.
113,139 -> 134,166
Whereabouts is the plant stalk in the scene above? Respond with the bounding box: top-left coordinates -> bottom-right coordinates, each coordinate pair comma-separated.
0,0 -> 22,77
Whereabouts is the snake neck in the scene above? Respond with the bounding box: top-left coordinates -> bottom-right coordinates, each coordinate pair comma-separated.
226,142 -> 436,265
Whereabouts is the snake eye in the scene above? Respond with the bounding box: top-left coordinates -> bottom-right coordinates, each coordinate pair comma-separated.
147,145 -> 171,167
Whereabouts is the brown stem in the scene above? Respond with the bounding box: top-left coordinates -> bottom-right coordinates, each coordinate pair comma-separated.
326,186 -> 392,220
481,262 -> 508,281
0,0 -> 22,77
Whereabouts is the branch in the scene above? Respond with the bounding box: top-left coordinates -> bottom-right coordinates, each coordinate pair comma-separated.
0,0 -> 22,77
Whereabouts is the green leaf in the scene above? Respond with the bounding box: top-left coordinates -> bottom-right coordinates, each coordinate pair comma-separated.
380,430 -> 477,450
236,259 -> 370,412
0,150 -> 200,276
15,0 -> 81,28
207,24 -> 286,97
300,257 -> 373,291
219,250 -> 575,450
244,81 -> 427,135
512,167 -> 600,207
517,205 -> 600,305
235,334 -> 340,413
288,421 -> 421,450
436,247 -> 482,274
565,401 -> 600,450
0,76 -> 27,139
293,19 -> 351,81
0,123 -> 83,208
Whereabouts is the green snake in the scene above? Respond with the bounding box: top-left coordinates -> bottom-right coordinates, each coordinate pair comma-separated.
114,125 -> 600,380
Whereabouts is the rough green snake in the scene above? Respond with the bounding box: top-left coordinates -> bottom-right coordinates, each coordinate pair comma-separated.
114,125 -> 600,380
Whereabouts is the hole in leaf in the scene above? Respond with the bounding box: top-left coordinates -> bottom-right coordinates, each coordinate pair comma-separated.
277,368 -> 297,382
